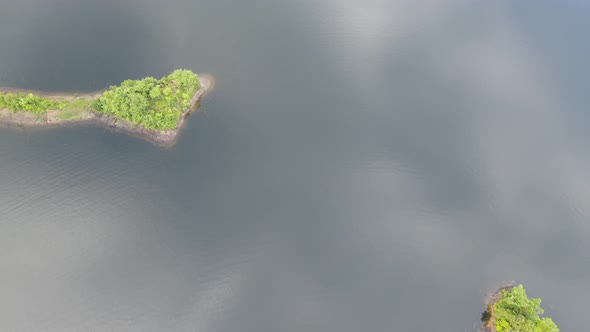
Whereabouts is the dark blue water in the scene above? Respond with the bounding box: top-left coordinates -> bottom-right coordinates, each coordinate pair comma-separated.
0,1 -> 587,331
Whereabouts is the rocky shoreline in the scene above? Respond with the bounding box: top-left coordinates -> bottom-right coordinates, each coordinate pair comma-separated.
0,74 -> 214,146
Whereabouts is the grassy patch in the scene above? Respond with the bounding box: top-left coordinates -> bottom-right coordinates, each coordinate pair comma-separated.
55,108 -> 88,120
60,98 -> 91,111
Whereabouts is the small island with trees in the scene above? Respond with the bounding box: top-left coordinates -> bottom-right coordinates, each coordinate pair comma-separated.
481,284 -> 559,332
0,69 -> 213,146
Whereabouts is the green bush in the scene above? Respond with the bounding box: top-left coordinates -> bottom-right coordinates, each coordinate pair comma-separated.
90,69 -> 200,130
494,285 -> 559,332
0,92 -> 65,115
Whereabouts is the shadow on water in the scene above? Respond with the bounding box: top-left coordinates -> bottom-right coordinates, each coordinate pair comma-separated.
0,0 -> 170,91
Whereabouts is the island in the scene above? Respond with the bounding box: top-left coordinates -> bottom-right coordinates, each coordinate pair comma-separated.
0,69 -> 214,146
481,283 -> 559,332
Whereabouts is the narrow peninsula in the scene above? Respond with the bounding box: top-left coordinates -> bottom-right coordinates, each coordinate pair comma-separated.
0,69 -> 214,146
481,283 -> 559,332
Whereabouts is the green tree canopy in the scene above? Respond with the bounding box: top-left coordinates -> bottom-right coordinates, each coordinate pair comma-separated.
90,69 -> 200,130
494,285 -> 559,332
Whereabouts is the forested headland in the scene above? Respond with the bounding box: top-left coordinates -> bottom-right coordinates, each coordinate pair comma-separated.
90,69 -> 201,130
481,284 -> 559,332
0,69 -> 211,144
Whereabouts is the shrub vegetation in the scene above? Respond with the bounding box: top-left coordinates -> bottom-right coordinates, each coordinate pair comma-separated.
0,92 -> 66,115
493,285 -> 559,332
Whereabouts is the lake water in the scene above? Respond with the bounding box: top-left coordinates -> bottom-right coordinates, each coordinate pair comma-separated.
0,1 -> 587,331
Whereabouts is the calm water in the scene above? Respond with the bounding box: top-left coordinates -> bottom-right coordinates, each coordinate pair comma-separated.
0,1 -> 588,331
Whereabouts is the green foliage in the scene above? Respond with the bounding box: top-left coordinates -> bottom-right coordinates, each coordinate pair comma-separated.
0,92 -> 95,118
494,285 -> 559,332
90,69 -> 200,130
0,92 -> 66,115
0,69 -> 201,131
536,318 -> 559,332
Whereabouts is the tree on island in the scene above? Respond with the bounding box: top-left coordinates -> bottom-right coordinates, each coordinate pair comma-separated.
483,284 -> 558,332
